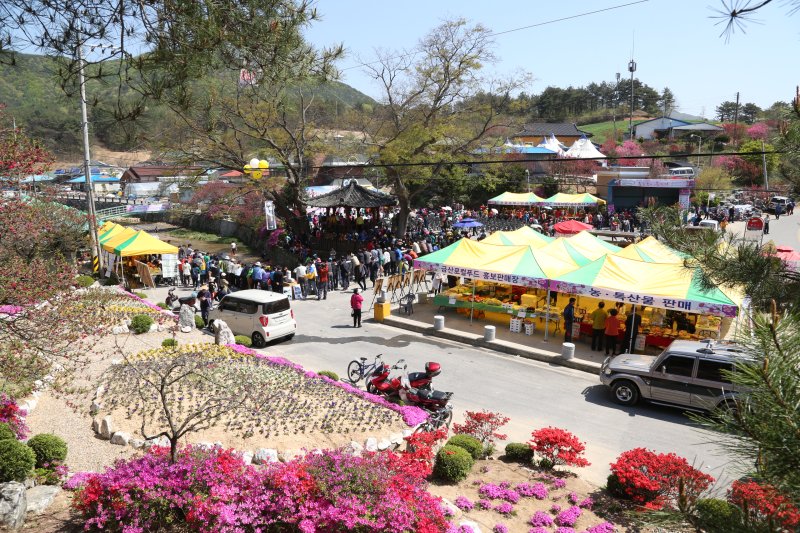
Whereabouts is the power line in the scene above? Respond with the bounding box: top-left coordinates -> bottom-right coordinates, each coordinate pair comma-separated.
339,0 -> 650,73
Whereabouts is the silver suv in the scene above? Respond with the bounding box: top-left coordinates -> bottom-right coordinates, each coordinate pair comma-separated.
599,340 -> 748,411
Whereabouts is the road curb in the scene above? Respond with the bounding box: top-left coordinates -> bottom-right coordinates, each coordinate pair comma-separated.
380,316 -> 601,375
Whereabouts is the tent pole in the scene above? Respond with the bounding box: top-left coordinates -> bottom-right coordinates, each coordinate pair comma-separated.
628,304 -> 637,354
470,281 -> 475,324
544,289 -> 551,341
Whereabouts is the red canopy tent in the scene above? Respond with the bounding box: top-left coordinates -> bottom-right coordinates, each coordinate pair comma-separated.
775,245 -> 800,265
553,219 -> 593,235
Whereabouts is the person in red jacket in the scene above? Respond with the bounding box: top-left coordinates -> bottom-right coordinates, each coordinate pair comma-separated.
350,288 -> 364,327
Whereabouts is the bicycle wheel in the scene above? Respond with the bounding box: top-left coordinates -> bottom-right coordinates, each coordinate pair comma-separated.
346,361 -> 364,385
413,421 -> 433,435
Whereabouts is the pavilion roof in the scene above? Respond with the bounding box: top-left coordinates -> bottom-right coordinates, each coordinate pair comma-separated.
304,180 -> 397,208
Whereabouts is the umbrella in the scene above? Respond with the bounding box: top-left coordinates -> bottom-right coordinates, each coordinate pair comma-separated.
453,220 -> 484,228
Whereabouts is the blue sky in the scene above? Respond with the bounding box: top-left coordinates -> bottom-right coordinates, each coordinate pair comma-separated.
305,0 -> 799,118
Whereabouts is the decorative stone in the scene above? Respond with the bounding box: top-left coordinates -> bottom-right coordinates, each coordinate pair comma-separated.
91,417 -> 100,433
25,486 -> 60,515
129,439 -> 145,450
0,482 -> 26,530
213,441 -> 223,449
253,448 -> 279,464
99,416 -> 114,440
111,324 -> 129,335
402,429 -> 413,438
145,436 -> 170,448
148,323 -> 158,333
345,441 -> 363,456
278,449 -> 301,463
440,498 -> 459,519
241,451 -> 254,465
95,385 -> 105,400
377,439 -> 391,451
364,437 -> 378,452
110,432 -> 130,446
389,433 -> 404,445
33,380 -> 43,390
211,319 -> 236,346
178,305 -> 195,333
196,442 -> 214,451
90,401 -> 101,414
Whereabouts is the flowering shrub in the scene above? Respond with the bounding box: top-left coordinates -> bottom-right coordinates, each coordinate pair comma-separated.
555,505 -> 582,527
578,497 -> 594,509
728,479 -> 800,531
568,491 -> 579,504
494,502 -> 514,515
478,499 -> 493,510
452,410 -> 509,454
555,528 -> 576,533
492,525 -> 508,533
403,427 -> 447,478
529,527 -> 549,533
0,394 -> 29,440
455,496 -> 474,511
608,448 -> 714,510
530,510 -> 554,527
71,446 -> 449,532
551,504 -> 562,514
529,427 -> 590,469
516,482 -> 548,499
583,522 -> 616,533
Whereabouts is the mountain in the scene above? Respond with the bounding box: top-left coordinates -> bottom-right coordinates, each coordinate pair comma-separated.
0,53 -> 376,157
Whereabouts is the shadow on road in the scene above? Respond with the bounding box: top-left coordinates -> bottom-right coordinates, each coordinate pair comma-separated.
293,332 -> 452,349
581,384 -> 702,427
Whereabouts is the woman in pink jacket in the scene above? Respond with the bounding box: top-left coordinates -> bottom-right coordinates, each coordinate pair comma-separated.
350,288 -> 364,328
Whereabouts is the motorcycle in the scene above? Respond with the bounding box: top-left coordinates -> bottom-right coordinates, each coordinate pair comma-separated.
165,288 -> 179,309
368,359 -> 441,398
397,368 -> 453,421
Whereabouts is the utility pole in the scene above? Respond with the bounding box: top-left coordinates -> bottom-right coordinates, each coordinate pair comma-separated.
762,139 -> 769,191
612,72 -> 620,142
628,58 -> 637,140
732,91 -> 740,147
78,41 -> 103,271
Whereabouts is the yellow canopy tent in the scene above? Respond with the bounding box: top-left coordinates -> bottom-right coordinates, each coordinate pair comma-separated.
615,236 -> 685,264
482,226 -> 554,248
564,231 -> 621,258
100,227 -> 137,249
542,192 -> 606,206
539,238 -> 593,267
98,223 -> 125,242
110,230 -> 179,257
486,191 -> 545,206
98,221 -> 116,234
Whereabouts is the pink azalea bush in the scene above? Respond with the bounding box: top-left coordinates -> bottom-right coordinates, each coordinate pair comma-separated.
555,505 -> 583,527
70,446 -> 449,532
0,394 -> 29,439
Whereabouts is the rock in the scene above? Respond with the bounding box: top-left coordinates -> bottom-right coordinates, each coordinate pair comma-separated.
402,429 -> 413,438
377,439 -> 391,451
90,401 -> 101,414
91,417 -> 100,434
196,442 -> 214,451
389,433 -> 404,445
157,324 -> 165,332
33,380 -> 43,390
144,436 -> 170,448
364,437 -> 378,452
213,441 -> 223,449
440,498 -> 459,519
211,319 -> 236,345
22,479 -> 35,490
129,439 -> 145,450
110,432 -> 130,446
110,359 -> 122,366
99,416 -> 114,440
253,448 -> 279,464
345,441 -> 363,456
148,323 -> 158,333
0,482 -> 26,530
178,305 -> 195,332
278,449 -> 301,463
25,486 -> 60,515
458,520 -> 482,532
241,451 -> 254,465
94,385 -> 104,400
111,324 -> 129,335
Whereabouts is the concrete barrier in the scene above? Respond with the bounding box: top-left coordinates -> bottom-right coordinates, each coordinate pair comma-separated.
561,342 -> 575,360
433,315 -> 445,331
484,325 -> 496,342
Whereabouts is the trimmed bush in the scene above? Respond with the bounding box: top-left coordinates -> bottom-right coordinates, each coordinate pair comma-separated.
195,315 -> 206,329
695,498 -> 743,532
234,335 -> 252,347
161,338 -> 178,348
0,422 -> 16,441
157,302 -> 168,309
434,444 -> 474,483
318,370 -> 339,381
133,291 -> 148,299
0,439 -> 35,482
447,434 -> 483,460
504,442 -> 534,463
26,434 -> 68,468
130,314 -> 154,334
75,275 -> 95,288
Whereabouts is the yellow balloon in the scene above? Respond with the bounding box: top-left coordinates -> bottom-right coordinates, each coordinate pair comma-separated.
251,170 -> 263,180
258,160 -> 269,170
243,164 -> 252,174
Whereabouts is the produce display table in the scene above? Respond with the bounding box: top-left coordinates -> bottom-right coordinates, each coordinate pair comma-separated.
433,295 -> 539,318
578,322 -> 687,349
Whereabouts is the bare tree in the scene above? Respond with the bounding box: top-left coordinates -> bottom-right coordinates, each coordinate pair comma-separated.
361,18 -> 529,236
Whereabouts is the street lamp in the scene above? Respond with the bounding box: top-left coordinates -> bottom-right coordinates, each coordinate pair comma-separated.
628,58 -> 637,140
525,169 -> 530,193
690,135 -> 702,167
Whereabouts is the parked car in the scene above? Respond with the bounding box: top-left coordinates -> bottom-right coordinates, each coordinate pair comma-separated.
208,289 -> 296,347
767,196 -> 790,213
599,339 -> 749,411
668,167 -> 696,178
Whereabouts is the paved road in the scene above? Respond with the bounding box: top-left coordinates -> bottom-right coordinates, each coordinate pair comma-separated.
146,283 -> 740,489
726,210 -> 799,249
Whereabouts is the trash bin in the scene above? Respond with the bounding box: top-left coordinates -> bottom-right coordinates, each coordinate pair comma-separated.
433,315 -> 445,331
484,325 -> 496,341
561,342 -> 575,360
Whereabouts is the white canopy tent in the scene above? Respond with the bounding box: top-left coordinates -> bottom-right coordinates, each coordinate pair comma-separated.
565,135 -> 606,159
536,134 -> 566,156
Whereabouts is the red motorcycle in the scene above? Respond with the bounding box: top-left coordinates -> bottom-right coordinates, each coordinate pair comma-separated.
399,372 -> 454,428
367,359 -> 441,398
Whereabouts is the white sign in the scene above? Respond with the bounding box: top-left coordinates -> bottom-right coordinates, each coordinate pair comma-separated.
161,254 -> 178,279
615,178 -> 695,188
264,200 -> 277,230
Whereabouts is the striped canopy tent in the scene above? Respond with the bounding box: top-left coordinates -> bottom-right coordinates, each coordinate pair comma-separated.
565,231 -> 621,256
551,254 -> 739,317
487,191 -> 545,206
538,238 -> 593,267
108,230 -> 179,257
414,238 -> 576,286
98,221 -> 117,234
100,226 -> 137,246
615,236 -> 685,264
543,192 -> 606,207
482,226 -> 554,247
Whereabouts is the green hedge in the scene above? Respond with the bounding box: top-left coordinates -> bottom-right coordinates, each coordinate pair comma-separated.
0,439 -> 36,482
433,444 -> 474,483
130,314 -> 154,334
447,434 -> 483,460
695,498 -> 743,532
0,422 -> 16,441
162,338 -> 178,348
318,370 -> 339,381
504,442 -> 534,463
234,335 -> 252,347
75,275 -> 95,288
133,291 -> 148,299
195,315 -> 206,329
26,434 -> 68,468
157,302 -> 169,309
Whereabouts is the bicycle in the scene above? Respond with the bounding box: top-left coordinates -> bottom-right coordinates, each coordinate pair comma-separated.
413,404 -> 454,434
345,353 -> 383,386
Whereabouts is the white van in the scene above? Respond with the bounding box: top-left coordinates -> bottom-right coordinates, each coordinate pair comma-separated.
768,196 -> 789,213
209,289 -> 296,347
668,167 -> 696,178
